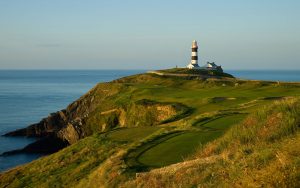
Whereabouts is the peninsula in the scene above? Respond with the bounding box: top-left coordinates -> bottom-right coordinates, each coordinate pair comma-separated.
1,66 -> 300,187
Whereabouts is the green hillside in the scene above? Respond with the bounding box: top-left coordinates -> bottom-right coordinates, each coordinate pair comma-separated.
133,98 -> 300,188
1,71 -> 300,187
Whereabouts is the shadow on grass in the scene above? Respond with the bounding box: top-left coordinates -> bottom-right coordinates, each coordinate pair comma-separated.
160,106 -> 195,124
124,131 -> 184,173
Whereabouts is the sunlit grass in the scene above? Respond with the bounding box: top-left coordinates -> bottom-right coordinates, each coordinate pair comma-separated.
1,73 -> 300,187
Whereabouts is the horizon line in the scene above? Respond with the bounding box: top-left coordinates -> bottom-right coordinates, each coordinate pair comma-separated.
0,68 -> 300,71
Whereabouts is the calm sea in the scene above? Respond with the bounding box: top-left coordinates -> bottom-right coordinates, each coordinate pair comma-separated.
0,70 -> 300,172
0,70 -> 144,172
227,70 -> 300,82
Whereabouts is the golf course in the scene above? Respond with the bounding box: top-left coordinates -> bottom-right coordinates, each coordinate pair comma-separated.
1,69 -> 300,187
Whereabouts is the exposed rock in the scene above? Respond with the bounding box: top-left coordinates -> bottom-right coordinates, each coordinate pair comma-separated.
57,123 -> 80,145
3,83 -> 191,154
119,109 -> 127,127
4,110 -> 68,137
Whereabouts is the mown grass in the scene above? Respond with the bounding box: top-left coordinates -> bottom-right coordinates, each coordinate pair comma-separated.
124,130 -> 184,172
137,131 -> 223,167
133,98 -> 300,188
125,114 -> 247,170
195,113 -> 247,130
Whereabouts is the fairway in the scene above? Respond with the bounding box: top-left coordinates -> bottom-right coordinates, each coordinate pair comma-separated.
137,131 -> 223,167
130,114 -> 247,168
196,114 -> 247,130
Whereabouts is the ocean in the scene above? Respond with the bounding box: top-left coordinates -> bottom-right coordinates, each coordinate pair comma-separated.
0,70 -> 144,172
227,70 -> 300,82
0,69 -> 300,172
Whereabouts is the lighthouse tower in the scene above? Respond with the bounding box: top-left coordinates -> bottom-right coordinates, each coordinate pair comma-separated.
187,40 -> 200,69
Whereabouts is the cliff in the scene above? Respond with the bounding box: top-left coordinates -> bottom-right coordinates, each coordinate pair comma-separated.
1,70 -> 300,187
3,73 -> 192,153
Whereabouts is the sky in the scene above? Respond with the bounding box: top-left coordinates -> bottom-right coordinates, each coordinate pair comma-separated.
0,0 -> 299,70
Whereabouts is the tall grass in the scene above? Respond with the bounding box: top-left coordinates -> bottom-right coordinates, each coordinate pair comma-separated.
210,98 -> 300,155
133,98 -> 300,187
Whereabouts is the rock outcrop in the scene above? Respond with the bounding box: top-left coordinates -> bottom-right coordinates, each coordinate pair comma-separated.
5,110 -> 68,137
3,80 -> 191,154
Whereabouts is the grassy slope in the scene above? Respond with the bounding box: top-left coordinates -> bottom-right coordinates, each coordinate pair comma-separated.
133,98 -> 300,188
130,114 -> 246,168
0,128 -> 162,188
0,133 -> 120,187
1,72 -> 300,187
106,127 -> 160,142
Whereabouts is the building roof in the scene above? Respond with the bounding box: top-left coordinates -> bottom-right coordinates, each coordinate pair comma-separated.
205,62 -> 218,68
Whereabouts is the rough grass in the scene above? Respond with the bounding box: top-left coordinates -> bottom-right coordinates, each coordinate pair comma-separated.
106,127 -> 160,142
0,133 -> 120,188
132,98 -> 300,187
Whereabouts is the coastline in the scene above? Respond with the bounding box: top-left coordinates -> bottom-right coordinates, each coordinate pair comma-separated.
1,69 -> 300,172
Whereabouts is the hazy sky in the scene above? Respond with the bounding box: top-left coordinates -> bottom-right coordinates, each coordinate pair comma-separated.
0,0 -> 299,70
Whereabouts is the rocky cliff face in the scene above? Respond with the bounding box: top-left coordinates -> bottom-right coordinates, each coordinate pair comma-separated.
87,99 -> 185,132
3,79 -> 190,154
5,110 -> 68,137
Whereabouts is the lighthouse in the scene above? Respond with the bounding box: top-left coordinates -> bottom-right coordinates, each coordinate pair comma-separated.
187,40 -> 200,69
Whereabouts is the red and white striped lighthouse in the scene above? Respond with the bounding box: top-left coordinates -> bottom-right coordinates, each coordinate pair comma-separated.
187,40 -> 200,69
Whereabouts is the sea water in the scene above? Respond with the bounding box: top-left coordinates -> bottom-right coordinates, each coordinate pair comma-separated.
227,70 -> 300,82
0,69 -> 300,172
0,70 -> 144,172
